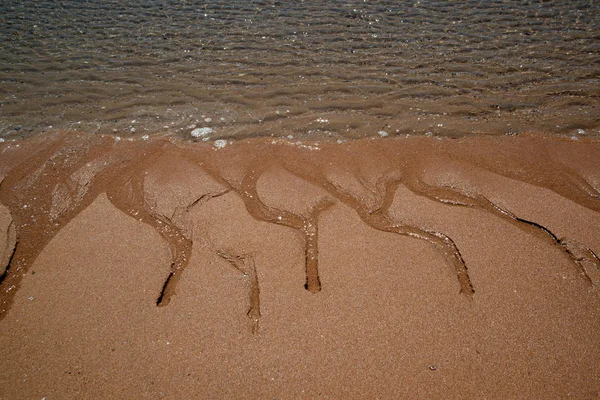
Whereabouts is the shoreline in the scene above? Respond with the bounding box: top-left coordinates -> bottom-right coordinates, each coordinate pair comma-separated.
1,131 -> 599,398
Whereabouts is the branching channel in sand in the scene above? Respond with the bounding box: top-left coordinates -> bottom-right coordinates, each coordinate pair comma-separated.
285,166 -> 476,297
0,133 -> 598,328
218,251 -> 261,334
405,180 -> 600,285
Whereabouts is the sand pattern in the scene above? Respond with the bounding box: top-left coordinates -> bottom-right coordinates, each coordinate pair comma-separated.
1,132 -> 599,323
1,132 -> 600,398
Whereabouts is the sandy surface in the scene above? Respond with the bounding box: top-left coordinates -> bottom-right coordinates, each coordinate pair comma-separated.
0,205 -> 15,277
0,132 -> 599,399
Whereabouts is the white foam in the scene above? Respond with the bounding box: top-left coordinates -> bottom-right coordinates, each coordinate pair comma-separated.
191,127 -> 214,138
214,139 -> 227,148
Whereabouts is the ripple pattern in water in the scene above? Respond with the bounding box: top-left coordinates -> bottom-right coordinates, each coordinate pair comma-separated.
0,0 -> 599,139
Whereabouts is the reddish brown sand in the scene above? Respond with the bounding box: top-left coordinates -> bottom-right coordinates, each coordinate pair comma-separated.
0,132 -> 599,399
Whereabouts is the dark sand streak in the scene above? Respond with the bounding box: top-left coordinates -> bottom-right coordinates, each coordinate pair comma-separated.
218,251 -> 261,334
405,180 -> 600,285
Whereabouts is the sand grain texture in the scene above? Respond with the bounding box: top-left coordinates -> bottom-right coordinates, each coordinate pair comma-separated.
0,204 -> 16,277
0,133 -> 599,399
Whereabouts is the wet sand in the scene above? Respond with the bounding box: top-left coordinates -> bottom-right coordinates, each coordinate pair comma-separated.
0,132 -> 599,399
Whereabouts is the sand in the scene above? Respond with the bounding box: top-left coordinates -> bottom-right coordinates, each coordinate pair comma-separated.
0,132 -> 599,399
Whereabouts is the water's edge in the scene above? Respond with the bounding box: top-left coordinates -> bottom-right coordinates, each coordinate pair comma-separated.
1,1 -> 598,141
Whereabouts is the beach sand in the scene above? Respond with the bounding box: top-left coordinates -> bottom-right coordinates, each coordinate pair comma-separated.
0,132 -> 599,399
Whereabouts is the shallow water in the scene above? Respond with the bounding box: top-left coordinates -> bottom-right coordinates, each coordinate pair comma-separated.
0,0 -> 599,140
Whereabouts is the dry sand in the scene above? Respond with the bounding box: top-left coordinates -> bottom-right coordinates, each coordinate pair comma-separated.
0,132 -> 599,399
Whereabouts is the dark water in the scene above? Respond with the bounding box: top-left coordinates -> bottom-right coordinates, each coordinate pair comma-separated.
1,0 -> 599,141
